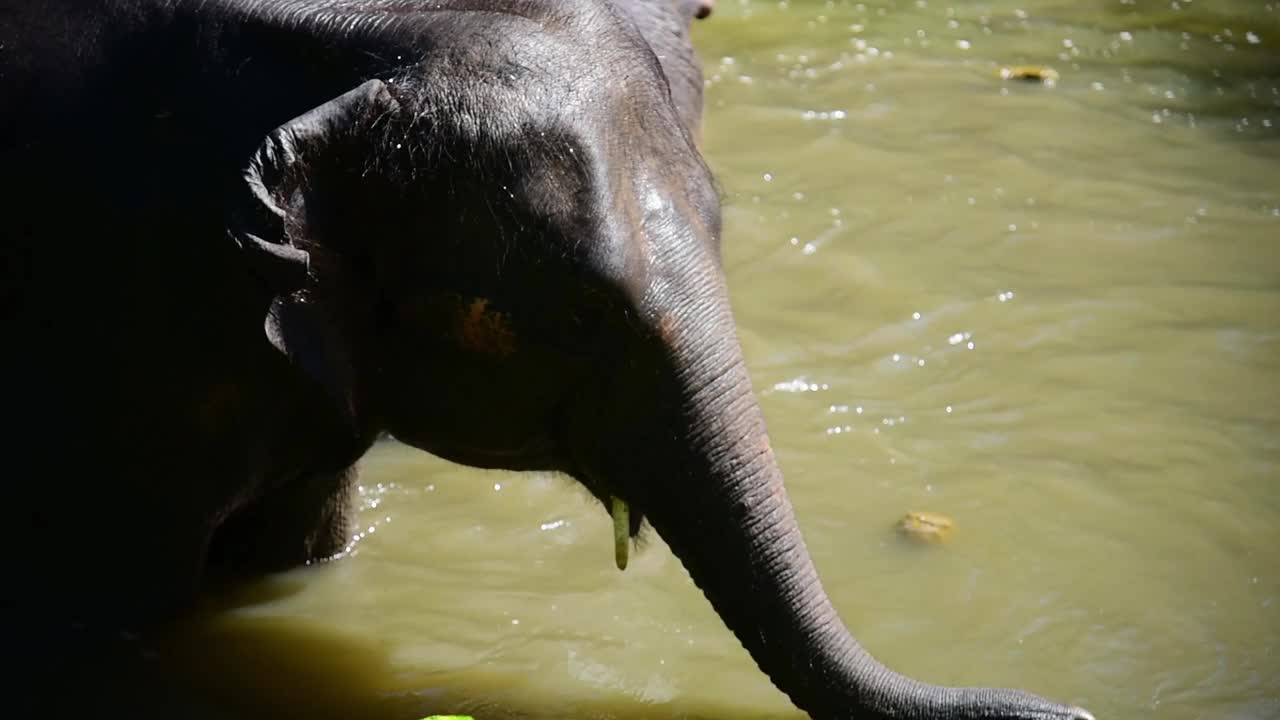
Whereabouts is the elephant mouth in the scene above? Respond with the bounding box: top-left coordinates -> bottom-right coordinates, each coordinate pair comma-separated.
391,418 -> 648,571
571,465 -> 648,550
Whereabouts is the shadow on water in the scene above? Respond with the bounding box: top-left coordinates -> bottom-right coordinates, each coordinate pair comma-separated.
13,574 -> 792,720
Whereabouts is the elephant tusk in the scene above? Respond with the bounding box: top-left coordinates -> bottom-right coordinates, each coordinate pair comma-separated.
611,496 -> 629,571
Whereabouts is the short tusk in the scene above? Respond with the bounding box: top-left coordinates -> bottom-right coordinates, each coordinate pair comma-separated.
611,496 -> 629,571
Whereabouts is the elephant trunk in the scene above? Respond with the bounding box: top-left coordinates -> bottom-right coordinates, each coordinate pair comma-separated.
627,271 -> 1091,720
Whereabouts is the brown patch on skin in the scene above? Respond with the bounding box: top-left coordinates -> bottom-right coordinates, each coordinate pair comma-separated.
754,433 -> 789,505
656,311 -> 680,347
457,297 -> 517,357
756,433 -> 773,458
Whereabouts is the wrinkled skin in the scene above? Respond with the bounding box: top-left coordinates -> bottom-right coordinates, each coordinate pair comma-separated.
0,1 -> 1091,719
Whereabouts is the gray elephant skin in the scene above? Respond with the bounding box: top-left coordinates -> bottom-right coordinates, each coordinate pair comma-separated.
0,1 -> 1092,719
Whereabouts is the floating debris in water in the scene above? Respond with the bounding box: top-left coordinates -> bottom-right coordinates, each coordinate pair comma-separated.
897,511 -> 955,544
998,65 -> 1060,86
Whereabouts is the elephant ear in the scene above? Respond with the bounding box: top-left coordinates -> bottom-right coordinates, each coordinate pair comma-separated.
229,79 -> 401,418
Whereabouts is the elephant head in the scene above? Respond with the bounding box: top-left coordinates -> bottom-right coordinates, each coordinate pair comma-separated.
226,11 -> 1092,720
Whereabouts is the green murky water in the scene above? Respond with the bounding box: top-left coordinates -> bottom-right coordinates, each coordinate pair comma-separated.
62,1 -> 1280,718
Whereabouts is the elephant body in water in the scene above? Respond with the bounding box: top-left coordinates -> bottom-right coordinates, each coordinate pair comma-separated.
0,1 -> 1090,718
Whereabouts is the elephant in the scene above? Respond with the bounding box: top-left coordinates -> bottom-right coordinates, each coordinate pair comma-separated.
0,1 -> 1091,718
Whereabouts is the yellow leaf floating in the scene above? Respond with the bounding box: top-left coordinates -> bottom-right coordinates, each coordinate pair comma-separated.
897,511 -> 955,544
998,65 -> 1060,86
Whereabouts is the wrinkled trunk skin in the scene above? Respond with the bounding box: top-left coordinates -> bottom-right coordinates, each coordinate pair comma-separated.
607,251 -> 1091,720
